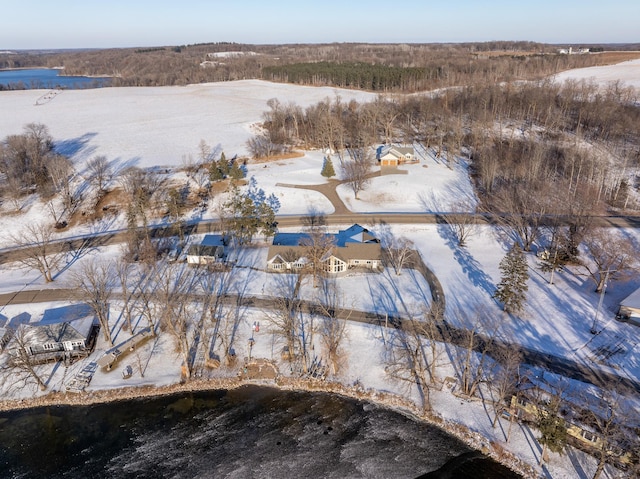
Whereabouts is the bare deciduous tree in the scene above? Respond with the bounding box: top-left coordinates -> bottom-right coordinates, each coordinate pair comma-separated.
300,225 -> 336,287
341,148 -> 373,200
265,273 -> 312,374
9,222 -> 65,283
579,229 -> 637,293
156,263 -> 199,380
72,258 -> 117,346
384,317 -> 432,413
449,308 -> 498,398
441,200 -> 479,248
86,155 -> 112,195
1,326 -> 47,392
315,277 -> 349,376
116,258 -> 135,332
379,229 -> 415,276
579,387 -> 640,479
486,345 -> 523,430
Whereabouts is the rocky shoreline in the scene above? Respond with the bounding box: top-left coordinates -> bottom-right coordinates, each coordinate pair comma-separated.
0,374 -> 537,479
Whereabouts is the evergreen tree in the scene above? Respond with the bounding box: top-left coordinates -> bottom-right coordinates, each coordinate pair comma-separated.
218,152 -> 230,176
321,156 -> 336,178
535,395 -> 567,465
209,159 -> 224,181
228,159 -> 245,180
494,243 -> 529,313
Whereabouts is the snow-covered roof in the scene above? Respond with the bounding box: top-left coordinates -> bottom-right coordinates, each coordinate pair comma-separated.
619,285 -> 640,310
200,234 -> 225,247
336,224 -> 379,246
21,315 -> 95,347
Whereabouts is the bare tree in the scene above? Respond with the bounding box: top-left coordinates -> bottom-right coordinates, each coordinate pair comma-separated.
156,263 -> 199,380
198,266 -> 236,366
579,228 -> 637,293
486,345 -> 523,429
579,387 -> 640,479
449,308 -> 498,398
384,317 -> 432,413
246,131 -> 286,158
341,148 -> 373,200
86,155 -> 112,195
441,199 -> 479,247
116,258 -> 135,332
315,277 -> 349,376
72,258 -> 117,346
9,222 -> 65,283
300,225 -> 336,287
48,154 -> 77,212
1,326 -> 47,392
265,273 -> 312,373
380,230 -> 415,276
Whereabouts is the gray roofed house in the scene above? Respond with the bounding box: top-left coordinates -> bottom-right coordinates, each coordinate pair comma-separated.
187,234 -> 226,265
13,305 -> 98,360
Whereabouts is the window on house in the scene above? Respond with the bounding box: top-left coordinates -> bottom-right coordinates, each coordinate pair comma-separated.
43,343 -> 56,350
581,430 -> 597,442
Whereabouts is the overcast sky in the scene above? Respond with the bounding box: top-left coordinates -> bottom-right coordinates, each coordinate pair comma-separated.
2,0 -> 638,50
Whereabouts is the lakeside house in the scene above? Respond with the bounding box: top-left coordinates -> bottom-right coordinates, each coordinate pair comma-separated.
510,372 -> 638,468
10,305 -> 98,364
266,224 -> 382,274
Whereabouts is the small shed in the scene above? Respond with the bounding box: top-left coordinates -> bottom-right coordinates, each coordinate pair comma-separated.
617,286 -> 640,326
186,235 -> 225,265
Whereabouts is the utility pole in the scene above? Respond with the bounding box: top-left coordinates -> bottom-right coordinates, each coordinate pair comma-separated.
591,268 -> 613,334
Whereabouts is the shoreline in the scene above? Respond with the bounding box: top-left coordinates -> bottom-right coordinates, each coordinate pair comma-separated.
0,375 -> 537,479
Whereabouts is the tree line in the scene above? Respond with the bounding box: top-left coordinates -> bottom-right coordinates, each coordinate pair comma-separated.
2,42 -> 640,91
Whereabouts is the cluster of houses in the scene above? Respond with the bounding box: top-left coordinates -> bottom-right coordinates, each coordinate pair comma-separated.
186,224 -> 383,275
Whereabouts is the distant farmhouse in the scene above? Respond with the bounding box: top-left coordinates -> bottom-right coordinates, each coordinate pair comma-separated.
558,47 -> 590,54
186,234 -> 226,266
267,224 -> 382,274
376,145 -> 415,167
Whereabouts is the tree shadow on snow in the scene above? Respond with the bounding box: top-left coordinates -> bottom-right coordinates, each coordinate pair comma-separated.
54,132 -> 98,162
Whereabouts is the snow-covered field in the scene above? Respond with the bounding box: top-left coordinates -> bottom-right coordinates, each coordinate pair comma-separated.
554,57 -> 640,90
1,67 -> 640,478
0,80 -> 376,169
